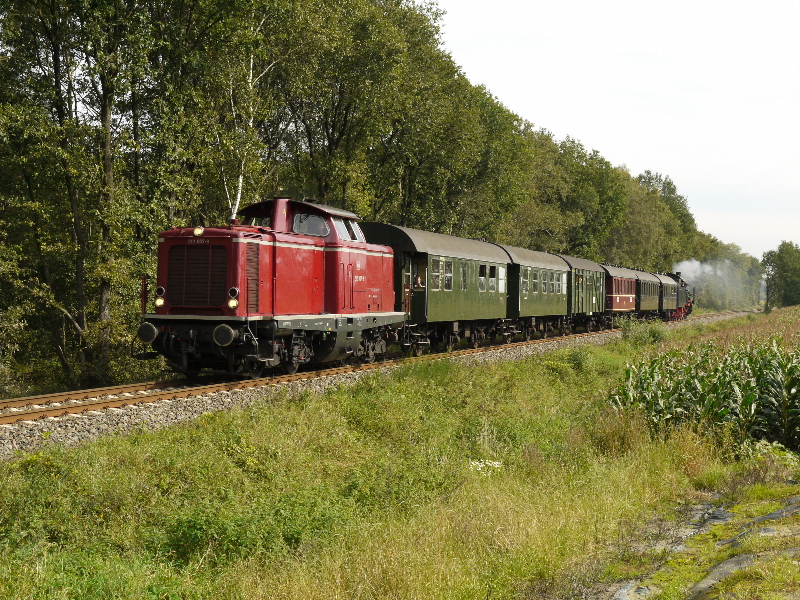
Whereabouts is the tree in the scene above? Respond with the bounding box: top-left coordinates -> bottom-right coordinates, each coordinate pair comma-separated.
764,241 -> 800,311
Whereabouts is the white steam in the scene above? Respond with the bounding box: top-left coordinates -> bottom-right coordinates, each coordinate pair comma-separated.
672,259 -> 761,310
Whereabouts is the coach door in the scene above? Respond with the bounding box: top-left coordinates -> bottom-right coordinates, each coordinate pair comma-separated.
402,260 -> 413,316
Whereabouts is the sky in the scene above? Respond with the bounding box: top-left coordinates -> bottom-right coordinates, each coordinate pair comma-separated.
432,0 -> 800,260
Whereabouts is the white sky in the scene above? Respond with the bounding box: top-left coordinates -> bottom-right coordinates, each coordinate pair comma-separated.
432,0 -> 800,259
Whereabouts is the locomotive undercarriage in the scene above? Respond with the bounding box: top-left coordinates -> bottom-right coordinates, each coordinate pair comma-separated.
136,314 -> 403,377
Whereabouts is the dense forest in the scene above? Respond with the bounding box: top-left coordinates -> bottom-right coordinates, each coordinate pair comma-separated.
0,0 -> 764,393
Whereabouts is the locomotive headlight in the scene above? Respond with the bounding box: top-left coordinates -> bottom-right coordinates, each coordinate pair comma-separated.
227,298 -> 239,309
193,226 -> 204,237
154,297 -> 165,307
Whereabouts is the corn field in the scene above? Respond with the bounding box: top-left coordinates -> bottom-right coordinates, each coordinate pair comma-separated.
611,338 -> 800,450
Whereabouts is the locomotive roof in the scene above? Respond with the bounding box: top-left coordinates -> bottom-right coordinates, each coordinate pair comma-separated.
359,222 -> 510,263
238,199 -> 361,220
493,244 -> 570,270
555,254 -> 604,272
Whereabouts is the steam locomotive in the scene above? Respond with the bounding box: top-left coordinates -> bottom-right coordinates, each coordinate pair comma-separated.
135,197 -> 692,376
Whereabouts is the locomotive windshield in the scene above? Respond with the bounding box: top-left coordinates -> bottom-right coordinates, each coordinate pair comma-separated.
292,213 -> 329,237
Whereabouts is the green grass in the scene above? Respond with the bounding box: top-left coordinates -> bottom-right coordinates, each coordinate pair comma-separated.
0,311 -> 798,598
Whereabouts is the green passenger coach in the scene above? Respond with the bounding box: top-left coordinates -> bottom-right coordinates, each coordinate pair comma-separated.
495,244 -> 569,337
360,222 -> 510,351
556,255 -> 606,330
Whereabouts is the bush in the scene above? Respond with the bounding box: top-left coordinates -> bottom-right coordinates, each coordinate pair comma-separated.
615,315 -> 668,347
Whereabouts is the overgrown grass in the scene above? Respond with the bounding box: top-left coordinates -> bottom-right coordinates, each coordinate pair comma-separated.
0,310 -> 798,598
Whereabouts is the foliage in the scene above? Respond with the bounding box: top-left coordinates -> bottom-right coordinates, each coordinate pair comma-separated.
0,0 -> 764,392
763,240 -> 800,311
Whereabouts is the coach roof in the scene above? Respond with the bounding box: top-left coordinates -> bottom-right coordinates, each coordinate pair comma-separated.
494,244 -> 570,270
360,222 -> 510,263
556,254 -> 604,272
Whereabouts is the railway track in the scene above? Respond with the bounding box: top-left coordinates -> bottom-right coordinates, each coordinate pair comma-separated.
0,311 -> 741,426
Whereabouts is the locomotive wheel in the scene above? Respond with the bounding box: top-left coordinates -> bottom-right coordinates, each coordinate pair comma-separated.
246,362 -> 264,378
282,362 -> 299,375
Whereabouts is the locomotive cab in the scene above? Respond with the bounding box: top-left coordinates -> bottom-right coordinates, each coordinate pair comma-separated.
136,198 -> 403,376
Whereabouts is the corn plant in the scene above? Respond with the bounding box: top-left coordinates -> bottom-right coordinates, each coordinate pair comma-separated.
611,337 -> 800,450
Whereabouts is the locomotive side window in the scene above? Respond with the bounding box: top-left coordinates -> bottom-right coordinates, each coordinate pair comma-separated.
532,269 -> 539,293
430,258 -> 441,290
293,213 -> 330,237
444,260 -> 453,291
478,264 -> 487,292
460,261 -> 468,291
488,265 -> 497,292
331,217 -> 351,240
346,219 -> 366,242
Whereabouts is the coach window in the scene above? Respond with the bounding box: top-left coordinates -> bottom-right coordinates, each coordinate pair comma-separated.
444,260 -> 453,291
293,213 -> 330,237
555,271 -> 561,294
541,270 -> 548,294
412,262 -> 426,289
498,266 -> 506,293
460,261 -> 468,291
488,266 -> 497,292
562,273 -> 567,294
532,269 -> 539,293
521,268 -> 529,295
478,265 -> 487,292
430,258 -> 442,290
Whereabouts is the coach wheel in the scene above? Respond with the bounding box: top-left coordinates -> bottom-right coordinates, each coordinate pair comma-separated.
282,362 -> 299,375
523,327 -> 533,342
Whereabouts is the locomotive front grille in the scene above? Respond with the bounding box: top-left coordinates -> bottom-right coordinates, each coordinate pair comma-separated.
168,244 -> 228,306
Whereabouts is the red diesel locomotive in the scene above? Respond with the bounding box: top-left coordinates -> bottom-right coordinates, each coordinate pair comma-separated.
136,198 -> 404,376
